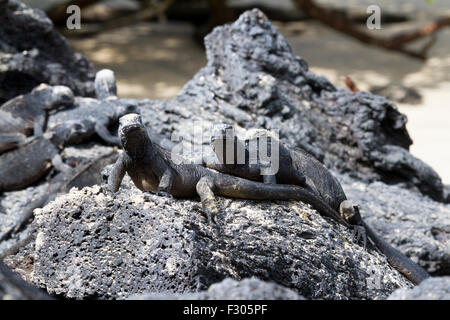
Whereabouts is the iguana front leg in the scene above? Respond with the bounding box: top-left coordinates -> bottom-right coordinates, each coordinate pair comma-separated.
196,176 -> 219,225
108,153 -> 126,192
156,169 -> 174,197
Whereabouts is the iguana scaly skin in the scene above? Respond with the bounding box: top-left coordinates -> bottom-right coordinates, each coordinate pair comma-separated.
0,150 -> 118,248
206,123 -> 345,209
0,84 -> 74,154
0,133 -> 71,193
108,114 -> 350,229
205,123 -> 430,285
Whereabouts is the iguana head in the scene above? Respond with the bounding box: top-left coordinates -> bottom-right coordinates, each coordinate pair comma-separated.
33,84 -> 74,110
118,113 -> 150,159
339,200 -> 363,225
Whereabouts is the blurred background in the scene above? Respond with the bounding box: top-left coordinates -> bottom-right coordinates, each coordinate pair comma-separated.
22,0 -> 450,183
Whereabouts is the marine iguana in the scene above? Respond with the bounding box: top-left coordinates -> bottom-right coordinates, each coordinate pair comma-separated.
205,123 -> 430,285
108,113 -> 351,230
205,123 -> 345,209
0,132 -> 71,193
46,69 -> 139,147
0,84 -> 74,154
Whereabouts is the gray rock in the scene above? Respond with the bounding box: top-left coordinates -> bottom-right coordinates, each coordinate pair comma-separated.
0,0 -> 95,104
388,277 -> 450,300
0,260 -> 52,300
129,277 -> 304,300
137,9 -> 443,202
338,173 -> 450,276
31,176 -> 411,300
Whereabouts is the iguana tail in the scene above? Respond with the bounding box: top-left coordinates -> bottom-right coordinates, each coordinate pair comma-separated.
363,221 -> 430,285
211,172 -> 350,227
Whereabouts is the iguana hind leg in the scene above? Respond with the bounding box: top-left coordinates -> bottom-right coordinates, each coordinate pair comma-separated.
156,169 -> 174,198
196,176 -> 219,225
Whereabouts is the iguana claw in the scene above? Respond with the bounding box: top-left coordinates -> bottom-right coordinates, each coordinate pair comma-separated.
156,189 -> 173,199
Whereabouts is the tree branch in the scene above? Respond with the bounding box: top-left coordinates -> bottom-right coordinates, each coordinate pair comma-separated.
62,0 -> 175,37
292,0 -> 450,60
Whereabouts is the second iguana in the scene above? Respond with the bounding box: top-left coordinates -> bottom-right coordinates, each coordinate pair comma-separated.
204,123 -> 431,285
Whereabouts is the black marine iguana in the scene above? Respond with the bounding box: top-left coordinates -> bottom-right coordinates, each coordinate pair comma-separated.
0,70 -> 122,193
204,123 -> 430,285
0,84 -> 74,154
46,69 -> 139,147
205,123 -> 347,209
0,132 -> 71,193
0,261 -> 53,300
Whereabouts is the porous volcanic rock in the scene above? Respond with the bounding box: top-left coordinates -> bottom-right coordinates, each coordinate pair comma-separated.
0,0 -> 95,104
31,175 -> 410,300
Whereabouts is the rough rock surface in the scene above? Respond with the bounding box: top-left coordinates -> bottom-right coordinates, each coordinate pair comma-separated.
388,276 -> 450,300
137,9 -> 444,202
0,0 -> 95,104
0,144 -> 117,256
337,173 -> 450,276
129,277 -> 304,300
31,175 -> 410,300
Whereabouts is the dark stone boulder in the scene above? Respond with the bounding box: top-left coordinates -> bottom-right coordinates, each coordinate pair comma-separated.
2,8 -> 447,301
0,0 -> 95,104
138,9 -> 444,202
31,177 -> 410,300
